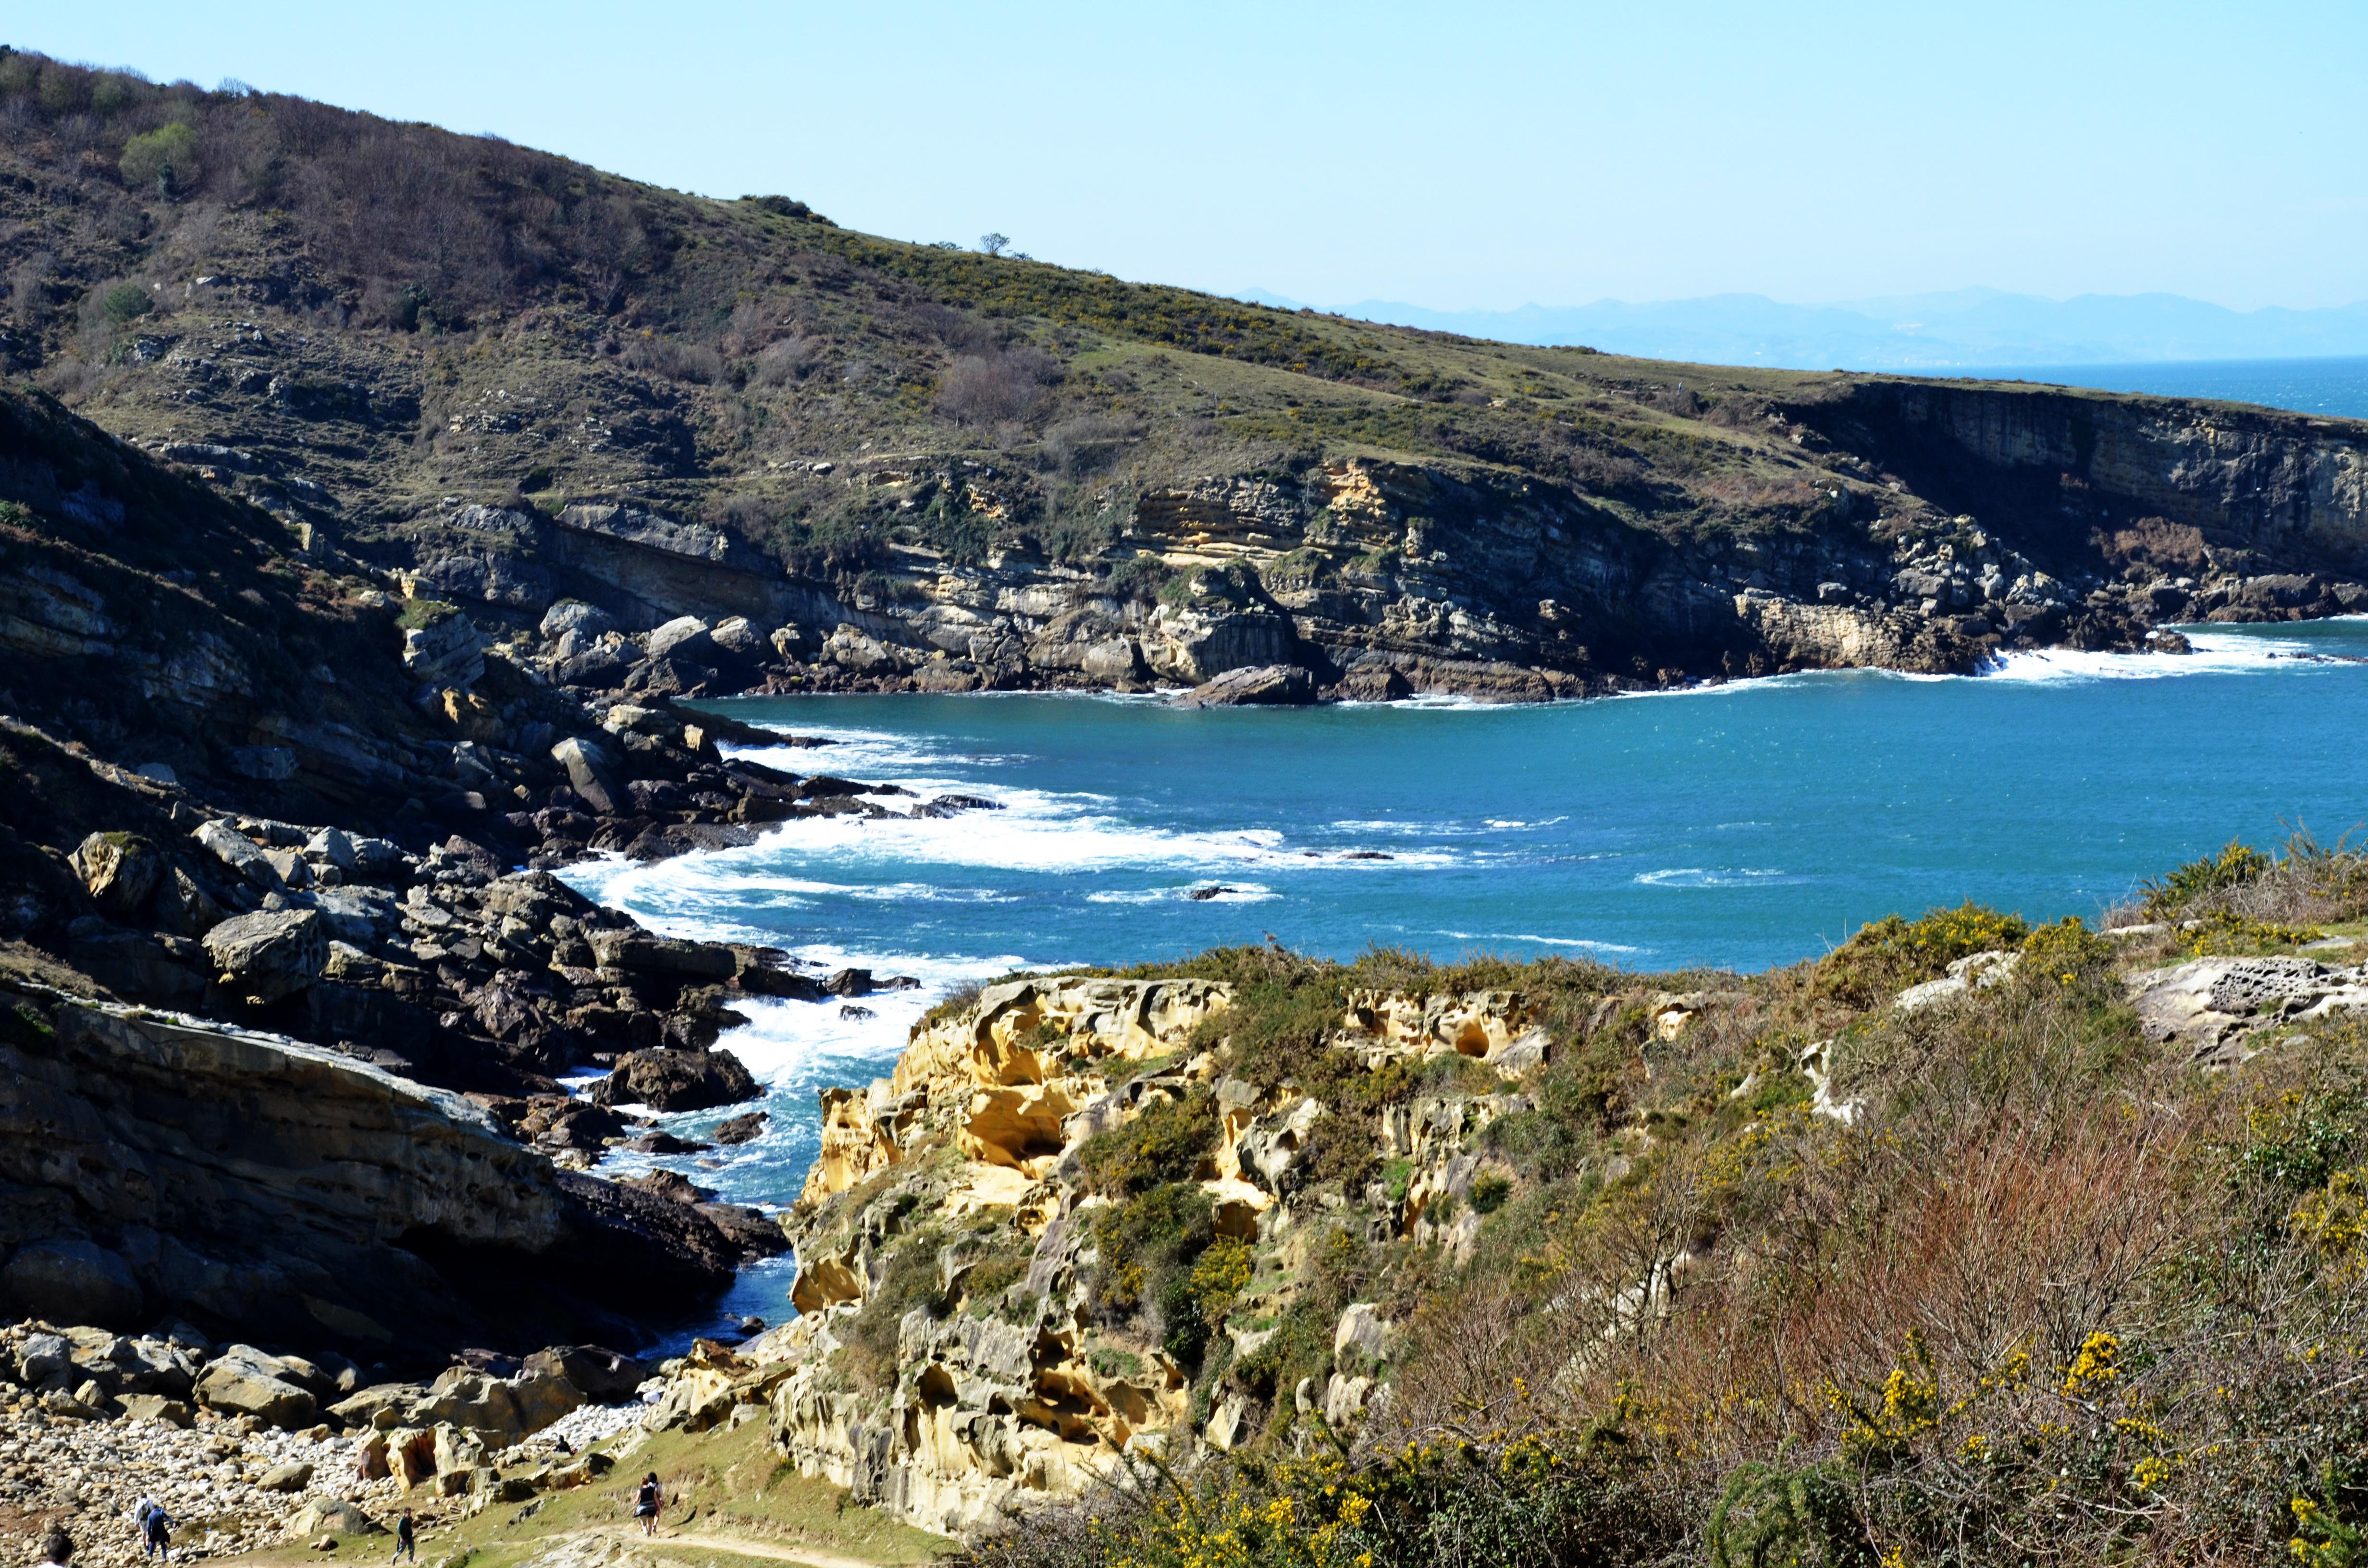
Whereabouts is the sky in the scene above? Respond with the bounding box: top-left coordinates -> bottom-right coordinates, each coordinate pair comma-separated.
15,1 -> 2368,314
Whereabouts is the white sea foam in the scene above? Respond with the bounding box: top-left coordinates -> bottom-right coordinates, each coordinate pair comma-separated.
710,789 -> 1466,876
1973,630 -> 2317,684
1086,882 -> 1278,904
1438,929 -> 1643,954
1634,867 -> 1800,888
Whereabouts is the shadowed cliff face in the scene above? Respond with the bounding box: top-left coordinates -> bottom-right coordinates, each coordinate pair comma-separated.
1796,380 -> 2368,606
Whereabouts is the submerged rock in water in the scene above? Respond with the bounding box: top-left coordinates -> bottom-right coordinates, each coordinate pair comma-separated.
712,1111 -> 768,1146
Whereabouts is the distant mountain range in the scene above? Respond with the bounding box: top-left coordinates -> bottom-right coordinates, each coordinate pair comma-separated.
1232,287 -> 2368,370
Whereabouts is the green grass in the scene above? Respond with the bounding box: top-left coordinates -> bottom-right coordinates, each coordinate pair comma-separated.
230,1420 -> 951,1568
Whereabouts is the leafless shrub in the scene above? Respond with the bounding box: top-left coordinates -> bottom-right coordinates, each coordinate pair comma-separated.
1039,414 -> 1130,475
620,335 -> 723,384
2095,516 -> 2210,574
6,251 -> 56,323
721,301 -> 776,358
750,335 -> 819,387
907,301 -> 992,352
935,346 -> 1057,428
36,355 -> 108,402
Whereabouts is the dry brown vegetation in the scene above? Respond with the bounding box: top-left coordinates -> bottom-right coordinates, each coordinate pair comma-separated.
971,841 -> 2368,1567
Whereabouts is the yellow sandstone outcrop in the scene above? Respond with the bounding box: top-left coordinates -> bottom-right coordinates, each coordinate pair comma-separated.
800,977 -> 1232,1204
745,973 -> 1544,1536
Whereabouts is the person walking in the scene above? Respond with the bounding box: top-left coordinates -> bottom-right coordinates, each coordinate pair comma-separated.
133,1500 -> 160,1562
633,1473 -> 663,1537
392,1509 -> 416,1564
141,1504 -> 174,1564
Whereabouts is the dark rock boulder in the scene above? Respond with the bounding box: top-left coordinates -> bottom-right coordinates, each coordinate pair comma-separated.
1331,665 -> 1415,701
587,929 -> 738,980
697,1203 -> 790,1260
553,1171 -> 738,1305
549,736 -> 623,816
201,906 -> 326,1002
591,1047 -> 760,1112
622,1170 -> 718,1204
712,1110 -> 768,1146
521,1344 -> 647,1401
68,832 -> 164,919
521,1100 -> 636,1151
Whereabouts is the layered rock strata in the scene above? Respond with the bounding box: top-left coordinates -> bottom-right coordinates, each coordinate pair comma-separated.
0,982 -> 760,1356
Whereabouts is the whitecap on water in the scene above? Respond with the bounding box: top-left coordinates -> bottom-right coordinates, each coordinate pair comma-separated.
1634,867 -> 1802,888
1086,882 -> 1278,904
1437,928 -> 1643,954
1974,630 -> 2317,683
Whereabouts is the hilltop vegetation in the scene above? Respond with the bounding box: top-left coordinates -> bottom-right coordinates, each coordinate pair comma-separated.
5,47 -> 2365,707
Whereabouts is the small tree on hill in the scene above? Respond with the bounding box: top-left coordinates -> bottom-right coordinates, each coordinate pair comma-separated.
978,232 -> 1011,257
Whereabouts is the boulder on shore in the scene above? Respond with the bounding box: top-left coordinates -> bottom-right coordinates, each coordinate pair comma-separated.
194,1345 -> 320,1428
1176,664 -> 1317,708
201,907 -> 326,1001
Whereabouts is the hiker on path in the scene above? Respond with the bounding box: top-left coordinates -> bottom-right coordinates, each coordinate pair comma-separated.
133,1500 -> 162,1561
392,1508 -> 416,1564
141,1503 -> 175,1563
634,1472 -> 663,1536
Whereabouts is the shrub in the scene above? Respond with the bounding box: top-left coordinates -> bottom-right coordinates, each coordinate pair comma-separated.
2141,838 -> 2269,917
1103,554 -> 1172,603
841,1230 -> 947,1392
751,335 -> 818,386
1089,1180 -> 1213,1319
1706,1455 -> 1869,1568
1817,901 -> 2030,1006
395,598 -> 459,632
99,283 -> 153,326
935,347 -> 1057,427
1076,1090 -> 1216,1197
119,122 -> 198,196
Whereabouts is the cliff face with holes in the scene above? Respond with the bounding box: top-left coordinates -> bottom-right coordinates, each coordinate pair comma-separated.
726,975 -> 1553,1534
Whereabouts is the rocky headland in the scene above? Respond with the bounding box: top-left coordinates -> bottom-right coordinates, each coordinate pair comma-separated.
1,53 -> 2366,717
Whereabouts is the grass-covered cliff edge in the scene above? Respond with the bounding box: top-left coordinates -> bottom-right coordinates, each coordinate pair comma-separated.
691,833 -> 2368,1568
6,49 -> 2368,706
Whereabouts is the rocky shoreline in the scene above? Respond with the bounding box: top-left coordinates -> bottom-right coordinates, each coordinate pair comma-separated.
0,1317 -> 666,1568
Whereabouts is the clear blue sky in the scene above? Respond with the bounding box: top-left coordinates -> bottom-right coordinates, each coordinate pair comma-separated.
15,1 -> 2365,312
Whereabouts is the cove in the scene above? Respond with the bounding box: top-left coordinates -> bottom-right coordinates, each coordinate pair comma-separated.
555,617 -> 2368,1336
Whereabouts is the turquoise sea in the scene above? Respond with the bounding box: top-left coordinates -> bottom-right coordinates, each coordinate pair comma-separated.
555,620 -> 2368,1336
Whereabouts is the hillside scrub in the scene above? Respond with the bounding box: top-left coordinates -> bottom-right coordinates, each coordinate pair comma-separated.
948,837 -> 2368,1567
5,49 -> 2315,710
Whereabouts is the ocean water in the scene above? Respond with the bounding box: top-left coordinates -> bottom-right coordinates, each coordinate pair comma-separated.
557,618 -> 2368,1338
1979,355 -> 2368,419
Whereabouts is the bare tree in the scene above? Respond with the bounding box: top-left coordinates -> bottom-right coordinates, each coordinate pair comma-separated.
977,232 -> 1010,257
